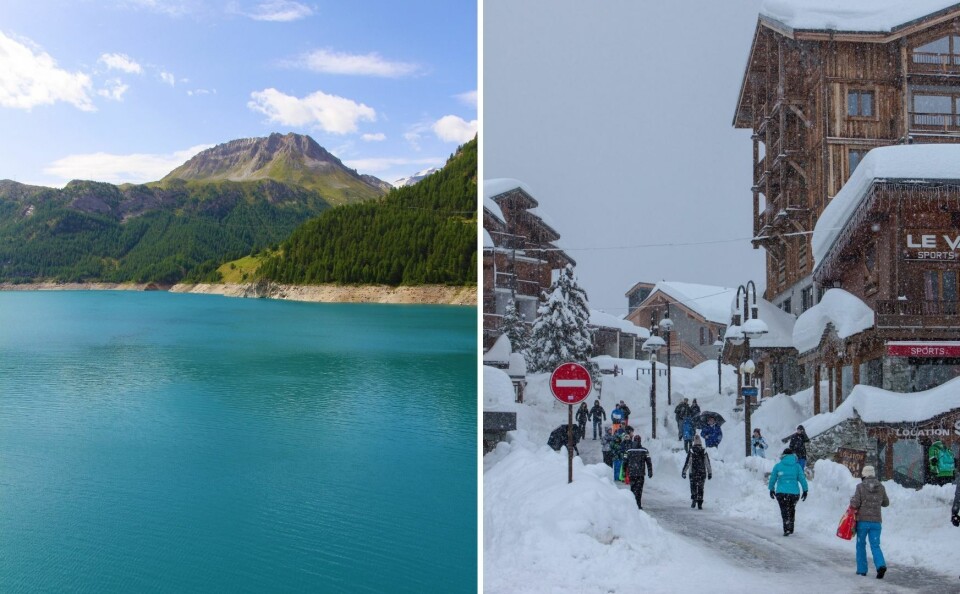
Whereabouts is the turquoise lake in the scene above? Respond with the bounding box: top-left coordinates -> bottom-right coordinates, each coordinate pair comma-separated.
0,291 -> 477,593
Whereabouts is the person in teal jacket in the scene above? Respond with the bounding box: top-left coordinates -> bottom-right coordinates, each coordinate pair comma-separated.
768,448 -> 809,536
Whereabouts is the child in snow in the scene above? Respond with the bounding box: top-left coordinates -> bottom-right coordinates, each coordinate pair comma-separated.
601,426 -> 614,466
681,416 -> 695,454
681,435 -> 712,509
768,447 -> 809,536
611,403 -> 624,433
751,428 -> 768,458
700,416 -> 722,448
851,465 -> 889,579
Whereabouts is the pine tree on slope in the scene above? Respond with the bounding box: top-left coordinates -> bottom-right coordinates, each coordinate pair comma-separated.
500,298 -> 530,355
528,265 -> 593,373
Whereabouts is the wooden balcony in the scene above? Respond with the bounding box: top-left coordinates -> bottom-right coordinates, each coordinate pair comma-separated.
910,53 -> 960,75
910,111 -> 960,133
875,299 -> 960,328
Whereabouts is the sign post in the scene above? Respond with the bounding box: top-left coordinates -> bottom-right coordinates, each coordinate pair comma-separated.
550,362 -> 592,483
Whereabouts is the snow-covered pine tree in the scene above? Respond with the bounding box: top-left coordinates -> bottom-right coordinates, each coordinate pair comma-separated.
528,264 -> 593,373
499,298 -> 530,354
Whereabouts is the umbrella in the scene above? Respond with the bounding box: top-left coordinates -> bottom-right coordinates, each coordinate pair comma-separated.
696,411 -> 726,427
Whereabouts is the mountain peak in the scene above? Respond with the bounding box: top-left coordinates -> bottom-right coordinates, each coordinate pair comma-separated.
162,133 -> 387,205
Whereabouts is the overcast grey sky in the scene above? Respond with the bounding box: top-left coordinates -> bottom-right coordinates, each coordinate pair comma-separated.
484,0 -> 766,317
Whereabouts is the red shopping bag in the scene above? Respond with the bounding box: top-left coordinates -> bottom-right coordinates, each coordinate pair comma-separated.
836,506 -> 857,540
625,467 -> 630,485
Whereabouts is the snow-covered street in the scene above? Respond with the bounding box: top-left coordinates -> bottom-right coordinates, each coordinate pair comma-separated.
483,359 -> 960,593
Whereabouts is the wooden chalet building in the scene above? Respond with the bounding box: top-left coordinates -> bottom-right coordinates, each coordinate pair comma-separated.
733,2 -> 960,391
483,179 -> 574,350
733,2 -> 960,478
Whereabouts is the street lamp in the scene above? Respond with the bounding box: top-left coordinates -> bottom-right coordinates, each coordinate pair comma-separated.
658,304 -> 674,407
714,338 -> 724,394
727,281 -> 768,457
642,323 -> 665,440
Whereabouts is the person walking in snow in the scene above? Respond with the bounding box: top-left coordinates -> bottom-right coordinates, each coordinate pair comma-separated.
674,398 -> 690,440
625,435 -> 654,509
768,447 -> 809,536
575,402 -> 589,442
851,465 -> 889,579
689,399 -> 701,424
682,435 -> 712,509
788,425 -> 811,472
619,400 -> 632,426
928,440 -> 955,486
611,403 -> 625,433
700,416 -> 722,449
752,428 -> 768,458
589,399 -> 606,440
611,426 -> 634,482
681,416 -> 695,454
601,426 -> 614,466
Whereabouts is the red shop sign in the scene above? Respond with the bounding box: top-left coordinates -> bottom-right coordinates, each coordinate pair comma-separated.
886,342 -> 960,357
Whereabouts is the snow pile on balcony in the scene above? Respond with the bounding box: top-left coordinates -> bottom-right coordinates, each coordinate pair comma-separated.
802,376 -> 960,439
483,366 -> 519,411
792,288 -> 874,354
483,333 -> 513,366
483,228 -> 494,248
813,144 -> 960,268
590,309 -> 650,338
761,0 -> 959,32
483,196 -> 505,223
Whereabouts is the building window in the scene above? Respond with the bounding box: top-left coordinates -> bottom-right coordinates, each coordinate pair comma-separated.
782,298 -> 792,314
801,287 -> 813,312
912,35 -> 960,65
912,93 -> 960,128
924,270 -> 959,312
700,327 -> 705,346
847,90 -> 874,117
849,149 -> 868,174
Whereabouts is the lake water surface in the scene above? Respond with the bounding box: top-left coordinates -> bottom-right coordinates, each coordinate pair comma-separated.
0,291 -> 477,593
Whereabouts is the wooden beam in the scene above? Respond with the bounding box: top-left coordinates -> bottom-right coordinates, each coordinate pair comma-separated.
814,364 -> 821,415
789,103 -> 812,128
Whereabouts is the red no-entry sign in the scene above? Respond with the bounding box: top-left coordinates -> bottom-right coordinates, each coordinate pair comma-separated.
550,362 -> 592,404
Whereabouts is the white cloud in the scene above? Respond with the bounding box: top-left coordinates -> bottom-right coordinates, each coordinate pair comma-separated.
0,31 -> 94,111
44,144 -> 213,185
456,90 -> 477,109
361,133 -> 386,142
344,156 -> 442,174
98,53 -> 142,74
248,88 -> 376,134
433,115 -> 477,143
120,0 -> 191,17
97,79 -> 130,101
296,49 -> 420,77
159,71 -> 175,86
187,88 -> 215,96
245,0 -> 313,22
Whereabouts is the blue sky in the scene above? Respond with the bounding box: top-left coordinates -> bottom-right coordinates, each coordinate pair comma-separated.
0,0 -> 477,187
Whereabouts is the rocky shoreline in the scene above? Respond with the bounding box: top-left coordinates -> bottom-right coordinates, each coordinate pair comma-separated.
0,281 -> 477,306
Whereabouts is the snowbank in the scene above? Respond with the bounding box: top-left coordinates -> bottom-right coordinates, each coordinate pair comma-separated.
792,288 -> 874,354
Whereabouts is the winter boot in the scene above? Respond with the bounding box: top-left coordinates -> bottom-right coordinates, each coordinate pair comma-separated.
691,500 -> 696,508
697,500 -> 703,509
877,567 -> 886,579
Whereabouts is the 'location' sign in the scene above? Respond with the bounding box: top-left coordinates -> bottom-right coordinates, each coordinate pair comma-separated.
550,362 -> 592,404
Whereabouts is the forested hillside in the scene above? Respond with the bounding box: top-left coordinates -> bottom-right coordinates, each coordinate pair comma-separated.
0,179 -> 330,284
257,137 -> 477,286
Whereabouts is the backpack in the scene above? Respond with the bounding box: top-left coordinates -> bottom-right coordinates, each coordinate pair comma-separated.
939,448 -> 956,475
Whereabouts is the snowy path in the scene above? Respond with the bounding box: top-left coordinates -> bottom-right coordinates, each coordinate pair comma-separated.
577,436 -> 959,593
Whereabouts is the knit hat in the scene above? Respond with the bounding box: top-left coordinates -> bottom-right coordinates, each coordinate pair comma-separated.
862,465 -> 876,478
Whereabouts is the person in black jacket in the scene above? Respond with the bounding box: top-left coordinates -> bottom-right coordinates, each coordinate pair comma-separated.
788,425 -> 811,472
674,398 -> 690,440
575,402 -> 589,442
547,424 -> 582,455
681,435 -> 712,509
589,400 -> 606,439
619,400 -> 632,425
625,435 -> 654,509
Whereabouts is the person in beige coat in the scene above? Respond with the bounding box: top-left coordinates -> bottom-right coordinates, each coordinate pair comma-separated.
851,465 -> 889,579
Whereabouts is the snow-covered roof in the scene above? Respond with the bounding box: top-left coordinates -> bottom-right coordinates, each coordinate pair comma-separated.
483,228 -> 494,248
483,178 -> 537,202
746,297 -> 796,349
760,0 -> 960,33
483,333 -> 512,364
802,376 -> 960,440
648,282 -> 737,325
589,309 -> 650,338
792,289 -> 874,354
812,145 -> 960,270
483,196 -> 505,223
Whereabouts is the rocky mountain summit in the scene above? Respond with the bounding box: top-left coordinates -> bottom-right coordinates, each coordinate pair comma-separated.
393,167 -> 440,188
163,132 -> 388,205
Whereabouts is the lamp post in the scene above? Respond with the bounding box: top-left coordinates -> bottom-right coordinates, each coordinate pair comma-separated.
642,320 -> 666,440
726,281 -> 768,458
658,304 -> 674,407
714,339 -> 724,395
